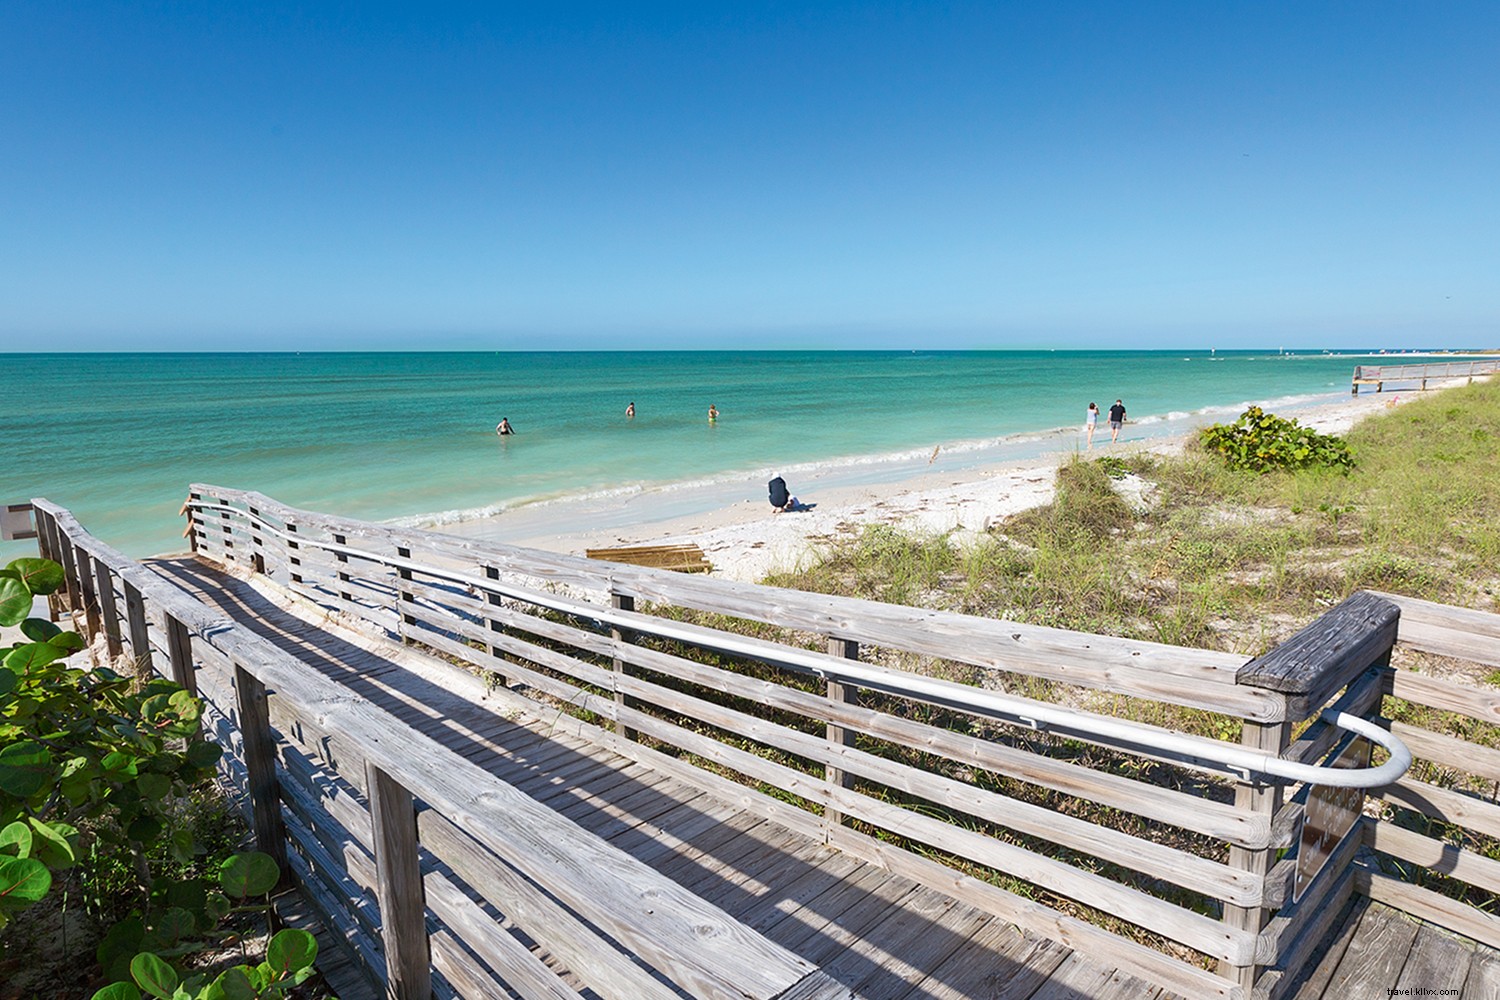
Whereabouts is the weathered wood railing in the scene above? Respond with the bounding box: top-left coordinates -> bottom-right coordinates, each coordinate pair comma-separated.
32,499 -> 854,1000
133,484 -> 1423,999
1351,359 -> 1500,393
1357,594 -> 1500,953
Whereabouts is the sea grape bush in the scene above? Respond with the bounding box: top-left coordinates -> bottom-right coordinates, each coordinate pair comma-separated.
90,922 -> 318,1000
91,852 -> 318,1000
0,556 -> 224,937
1199,406 -> 1355,474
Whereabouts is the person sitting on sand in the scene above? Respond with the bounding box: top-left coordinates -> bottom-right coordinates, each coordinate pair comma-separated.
768,475 -> 799,513
496,417 -> 514,436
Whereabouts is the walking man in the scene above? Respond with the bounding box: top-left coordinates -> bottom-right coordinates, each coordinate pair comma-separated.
1108,399 -> 1126,443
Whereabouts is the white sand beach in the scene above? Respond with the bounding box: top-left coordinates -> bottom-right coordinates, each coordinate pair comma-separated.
435,389 -> 1443,583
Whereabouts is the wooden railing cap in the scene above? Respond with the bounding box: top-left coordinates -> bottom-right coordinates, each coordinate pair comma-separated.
1235,591 -> 1400,699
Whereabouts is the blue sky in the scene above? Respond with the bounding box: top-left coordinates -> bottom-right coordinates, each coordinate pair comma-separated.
2,2 -> 1497,350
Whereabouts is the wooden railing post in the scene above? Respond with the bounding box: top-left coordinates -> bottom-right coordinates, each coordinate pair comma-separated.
483,566 -> 509,687
823,638 -> 860,836
332,533 -> 352,604
233,662 -> 288,877
611,590 -> 636,741
217,498 -> 234,563
72,546 -> 102,650
285,522 -> 302,585
1229,591 -> 1401,992
248,505 -> 265,575
1219,718 -> 1289,991
34,512 -> 61,620
165,613 -> 198,698
89,556 -> 123,661
184,492 -> 199,553
366,763 -> 432,999
395,546 -> 415,644
123,580 -> 153,681
51,535 -> 76,613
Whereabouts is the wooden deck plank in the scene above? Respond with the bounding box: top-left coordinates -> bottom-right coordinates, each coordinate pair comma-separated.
1469,947 -> 1500,1000
548,767 -> 682,831
740,850 -> 874,934
910,919 -> 1070,1000
1320,902 -> 1419,998
1397,919 -> 1476,997
843,889 -> 990,1000
769,866 -> 922,968
1288,893 -> 1367,1000
649,812 -> 770,882
1026,952 -> 1116,1000
674,823 -> 804,898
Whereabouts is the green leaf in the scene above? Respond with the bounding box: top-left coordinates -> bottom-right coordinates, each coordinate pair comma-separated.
211,968 -> 257,1000
153,906 -> 196,947
136,772 -> 171,801
130,951 -> 179,999
185,742 -> 222,769
90,984 -> 143,1000
6,559 -> 64,596
127,816 -> 163,843
219,851 -> 279,898
48,631 -> 86,652
102,751 -> 140,778
203,890 -> 230,924
19,618 -> 60,642
0,821 -> 31,858
0,855 -> 51,907
0,576 -> 32,628
163,878 -> 207,919
3,640 -> 63,673
167,827 -> 194,865
0,741 -> 55,798
0,668 -> 14,698
265,927 -> 317,977
99,916 -> 146,980
27,818 -> 77,868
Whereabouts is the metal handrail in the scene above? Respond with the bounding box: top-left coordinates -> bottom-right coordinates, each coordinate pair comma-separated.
185,497 -> 1412,789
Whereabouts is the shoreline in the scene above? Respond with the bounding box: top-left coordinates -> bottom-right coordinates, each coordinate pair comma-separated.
433,386 -> 1445,583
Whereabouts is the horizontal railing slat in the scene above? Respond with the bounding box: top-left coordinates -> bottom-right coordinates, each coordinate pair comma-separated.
394,574 -> 1267,849
187,487 -> 1270,716
1369,820 -> 1500,898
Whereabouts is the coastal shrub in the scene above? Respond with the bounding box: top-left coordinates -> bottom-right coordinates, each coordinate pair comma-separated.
1198,406 -> 1354,474
0,557 -> 222,928
91,852 -> 317,1000
0,555 -> 285,995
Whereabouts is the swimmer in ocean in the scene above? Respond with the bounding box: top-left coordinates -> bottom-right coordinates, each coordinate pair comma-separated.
708,404 -> 718,423
625,402 -> 635,418
496,417 -> 514,436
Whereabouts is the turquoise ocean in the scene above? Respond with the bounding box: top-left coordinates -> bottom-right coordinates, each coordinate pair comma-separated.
1,350 -> 1379,561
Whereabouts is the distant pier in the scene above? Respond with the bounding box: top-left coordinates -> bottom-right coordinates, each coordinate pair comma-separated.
1351,358 -> 1500,394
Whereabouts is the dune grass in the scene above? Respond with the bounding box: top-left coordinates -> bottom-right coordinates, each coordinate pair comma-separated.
767,377 -> 1500,655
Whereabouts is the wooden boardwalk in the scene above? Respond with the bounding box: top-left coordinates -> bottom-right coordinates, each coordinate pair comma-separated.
147,555 -> 1182,1000
31,490 -> 1500,1000
1292,897 -> 1500,1000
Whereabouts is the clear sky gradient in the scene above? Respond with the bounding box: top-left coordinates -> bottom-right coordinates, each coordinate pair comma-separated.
3,2 -> 1497,350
